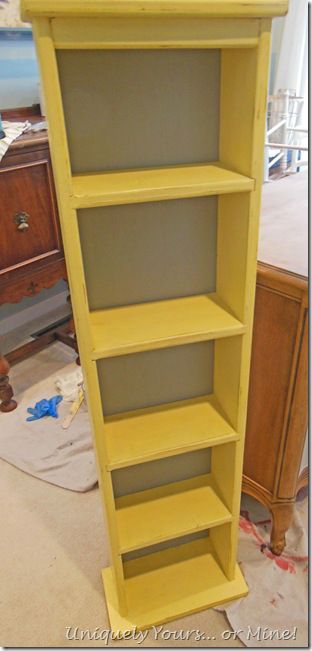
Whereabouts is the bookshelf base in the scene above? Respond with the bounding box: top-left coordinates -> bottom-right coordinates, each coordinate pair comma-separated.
102,542 -> 248,633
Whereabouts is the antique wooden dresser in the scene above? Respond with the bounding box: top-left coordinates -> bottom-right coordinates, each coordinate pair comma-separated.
0,105 -> 67,411
243,171 -> 308,554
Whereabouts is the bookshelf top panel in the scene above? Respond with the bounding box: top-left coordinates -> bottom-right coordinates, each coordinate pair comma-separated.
22,0 -> 288,20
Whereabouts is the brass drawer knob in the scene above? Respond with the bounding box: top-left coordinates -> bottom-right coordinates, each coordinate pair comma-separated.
14,211 -> 30,232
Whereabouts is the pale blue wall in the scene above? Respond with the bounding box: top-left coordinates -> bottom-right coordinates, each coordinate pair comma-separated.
0,28 -> 39,108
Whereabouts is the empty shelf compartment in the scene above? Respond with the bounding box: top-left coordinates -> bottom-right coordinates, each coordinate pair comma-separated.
90,293 -> 246,359
105,394 -> 238,469
102,537 -> 248,630
115,473 -> 232,553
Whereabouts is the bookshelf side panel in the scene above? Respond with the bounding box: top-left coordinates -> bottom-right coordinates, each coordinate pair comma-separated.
218,24 -> 272,578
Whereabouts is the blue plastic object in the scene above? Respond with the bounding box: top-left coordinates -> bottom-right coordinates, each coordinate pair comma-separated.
26,395 -> 63,421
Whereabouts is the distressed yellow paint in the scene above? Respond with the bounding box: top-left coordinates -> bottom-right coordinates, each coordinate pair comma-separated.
116,474 -> 232,554
216,21 -> 274,580
71,163 -> 254,209
102,540 -> 248,632
22,0 -> 288,20
89,294 -> 245,359
105,394 -> 238,470
30,17 -> 128,613
52,17 -> 260,49
23,0 -> 285,631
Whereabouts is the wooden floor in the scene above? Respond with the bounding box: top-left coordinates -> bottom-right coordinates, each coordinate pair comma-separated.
258,172 -> 308,277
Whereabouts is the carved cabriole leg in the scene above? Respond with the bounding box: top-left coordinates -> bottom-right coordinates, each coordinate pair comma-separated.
0,354 -> 17,412
270,502 -> 294,555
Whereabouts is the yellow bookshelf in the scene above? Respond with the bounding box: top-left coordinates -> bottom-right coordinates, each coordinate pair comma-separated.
22,0 -> 288,632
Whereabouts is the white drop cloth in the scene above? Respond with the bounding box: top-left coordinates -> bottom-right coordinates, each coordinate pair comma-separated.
0,121 -> 30,161
219,496 -> 308,647
0,344 -> 97,492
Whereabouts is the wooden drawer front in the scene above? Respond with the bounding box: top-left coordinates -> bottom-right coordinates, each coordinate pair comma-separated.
244,284 -> 300,493
0,161 -> 61,272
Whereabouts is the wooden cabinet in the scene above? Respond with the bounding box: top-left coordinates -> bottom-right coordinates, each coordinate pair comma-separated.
23,0 -> 288,632
0,159 -> 62,271
0,107 -> 65,305
0,107 -> 67,412
243,172 -> 308,554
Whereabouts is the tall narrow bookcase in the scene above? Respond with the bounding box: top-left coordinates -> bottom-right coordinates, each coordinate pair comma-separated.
23,0 -> 288,631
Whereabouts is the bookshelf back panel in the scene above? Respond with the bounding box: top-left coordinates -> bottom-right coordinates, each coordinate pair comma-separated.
113,448 -> 211,497
97,341 -> 214,416
78,196 -> 217,310
57,49 -> 220,173
123,530 -> 209,563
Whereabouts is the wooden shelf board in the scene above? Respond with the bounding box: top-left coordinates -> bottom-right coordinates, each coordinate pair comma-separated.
105,394 -> 238,470
115,473 -> 232,553
22,0 -> 289,20
102,539 -> 248,632
71,163 -> 254,208
90,293 -> 245,359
